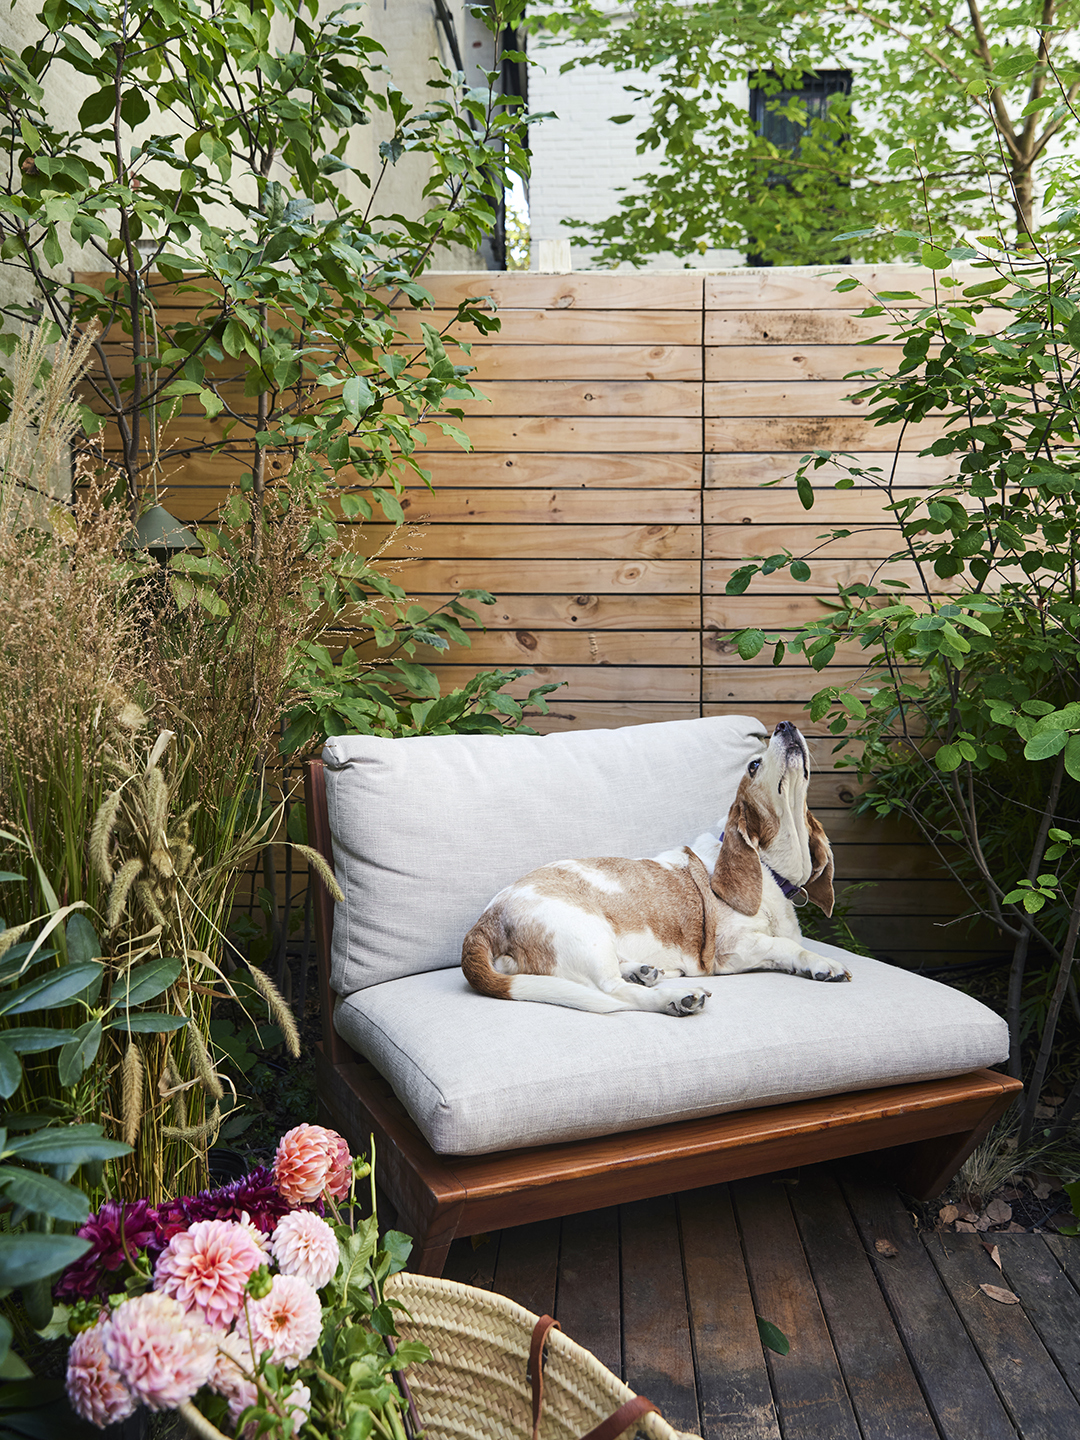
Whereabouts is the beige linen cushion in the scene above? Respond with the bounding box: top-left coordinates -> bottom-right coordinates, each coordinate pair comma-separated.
333,943 -> 1011,1155
322,714 -> 768,994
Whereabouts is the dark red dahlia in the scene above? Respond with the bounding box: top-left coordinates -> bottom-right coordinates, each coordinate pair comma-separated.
53,1199 -> 159,1303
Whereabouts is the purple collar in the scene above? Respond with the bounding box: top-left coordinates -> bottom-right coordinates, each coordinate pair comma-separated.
716,831 -> 804,899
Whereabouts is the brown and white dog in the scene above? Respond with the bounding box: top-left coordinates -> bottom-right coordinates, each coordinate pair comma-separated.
461,720 -> 850,1015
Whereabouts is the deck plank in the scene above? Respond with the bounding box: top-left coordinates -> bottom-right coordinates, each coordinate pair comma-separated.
994,1235 -> 1080,1406
838,1169 -> 1018,1440
556,1207 -> 623,1380
790,1168 -> 940,1440
491,1216 -> 560,1318
732,1176 -> 860,1440
620,1195 -> 701,1436
923,1230 -> 1080,1440
679,1186 -> 781,1440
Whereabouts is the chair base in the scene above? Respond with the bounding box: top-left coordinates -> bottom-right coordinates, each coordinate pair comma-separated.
315,1044 -> 1021,1276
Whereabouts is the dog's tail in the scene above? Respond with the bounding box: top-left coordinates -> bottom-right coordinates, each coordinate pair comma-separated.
461,927 -> 630,1013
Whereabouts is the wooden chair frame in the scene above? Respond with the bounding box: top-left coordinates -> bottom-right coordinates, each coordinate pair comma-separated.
306,759 -> 1021,1276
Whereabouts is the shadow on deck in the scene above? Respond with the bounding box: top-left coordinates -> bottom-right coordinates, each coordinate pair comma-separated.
432,1161 -> 1080,1440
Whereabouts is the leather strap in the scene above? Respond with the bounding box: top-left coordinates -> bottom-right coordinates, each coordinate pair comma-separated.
580,1395 -> 660,1440
529,1315 -> 561,1440
528,1317 -> 659,1440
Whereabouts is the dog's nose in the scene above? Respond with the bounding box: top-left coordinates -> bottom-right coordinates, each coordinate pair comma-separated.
775,720 -> 794,734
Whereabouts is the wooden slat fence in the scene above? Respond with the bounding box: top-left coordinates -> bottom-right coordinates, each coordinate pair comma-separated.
87,266 -> 1002,969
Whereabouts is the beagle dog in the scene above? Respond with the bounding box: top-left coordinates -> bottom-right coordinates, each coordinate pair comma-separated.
461,720 -> 850,1016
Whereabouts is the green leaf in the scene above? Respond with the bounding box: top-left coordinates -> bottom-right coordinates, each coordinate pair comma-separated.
921,243 -> 950,269
0,963 -> 102,1017
737,629 -> 766,660
112,956 -> 182,1009
113,1012 -> 188,1033
757,1316 -> 790,1356
790,559 -> 811,582
1024,730 -> 1068,762
64,913 -> 100,965
935,744 -> 963,772
1065,734 -> 1080,784
0,1165 -> 90,1222
0,1044 -> 21,1101
57,1018 -> 103,1087
1,1028 -> 75,1054
0,1233 -> 90,1288
6,1124 -> 129,1165
342,374 -> 375,417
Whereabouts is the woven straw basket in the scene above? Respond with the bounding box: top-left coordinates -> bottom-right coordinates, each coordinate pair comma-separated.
386,1273 -> 693,1440
180,1273 -> 693,1440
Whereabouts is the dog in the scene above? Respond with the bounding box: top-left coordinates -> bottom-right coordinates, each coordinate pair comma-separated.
460,720 -> 851,1015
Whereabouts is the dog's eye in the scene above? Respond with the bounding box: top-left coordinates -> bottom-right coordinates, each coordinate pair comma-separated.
748,759 -> 761,776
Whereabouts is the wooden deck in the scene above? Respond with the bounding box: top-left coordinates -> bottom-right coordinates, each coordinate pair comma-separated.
432,1161 -> 1080,1440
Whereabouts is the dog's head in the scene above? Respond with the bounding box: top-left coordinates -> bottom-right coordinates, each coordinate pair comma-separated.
710,720 -> 834,917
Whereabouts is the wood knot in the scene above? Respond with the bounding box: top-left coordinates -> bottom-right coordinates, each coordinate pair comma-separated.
515,630 -> 538,651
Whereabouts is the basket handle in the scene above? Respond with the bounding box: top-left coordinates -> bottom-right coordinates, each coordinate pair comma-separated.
527,1317 -> 660,1440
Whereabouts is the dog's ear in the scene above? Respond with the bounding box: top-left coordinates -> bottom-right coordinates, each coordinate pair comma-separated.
803,808 -> 835,917
711,795 -> 764,916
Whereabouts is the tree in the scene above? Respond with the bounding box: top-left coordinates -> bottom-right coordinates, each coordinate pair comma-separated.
0,0 -> 536,520
535,0 -> 1080,266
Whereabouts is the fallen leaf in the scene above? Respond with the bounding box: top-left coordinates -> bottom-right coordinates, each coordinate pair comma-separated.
1033,1181 -> 1054,1200
874,1238 -> 898,1258
1034,1104 -> 1055,1119
974,1216 -> 993,1232
1041,1094 -> 1064,1106
985,1199 -> 1012,1225
939,1204 -> 959,1224
981,1243 -> 1002,1270
1007,1223 -> 1026,1233
957,1202 -> 979,1223
980,1284 -> 1020,1305
956,1221 -> 978,1233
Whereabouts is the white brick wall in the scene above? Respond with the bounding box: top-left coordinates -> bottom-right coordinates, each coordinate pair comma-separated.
528,31 -> 744,271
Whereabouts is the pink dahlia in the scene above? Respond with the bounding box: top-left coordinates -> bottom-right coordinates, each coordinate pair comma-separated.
155,1218 -> 265,1328
236,1273 -> 322,1367
66,1321 -> 136,1428
273,1125 -> 352,1205
271,1210 -> 339,1290
103,1291 -> 217,1411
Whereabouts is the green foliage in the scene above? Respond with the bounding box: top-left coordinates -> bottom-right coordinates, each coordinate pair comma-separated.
533,0 -> 1080,264
725,204 -> 1080,1146
0,0 -> 537,513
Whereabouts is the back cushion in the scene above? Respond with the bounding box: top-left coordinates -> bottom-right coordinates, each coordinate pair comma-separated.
323,714 -> 768,995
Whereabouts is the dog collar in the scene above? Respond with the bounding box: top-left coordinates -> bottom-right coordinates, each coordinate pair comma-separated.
715,830 -> 806,902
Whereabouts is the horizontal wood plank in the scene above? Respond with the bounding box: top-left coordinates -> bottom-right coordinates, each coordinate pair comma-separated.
705,265 -> 977,310
703,558 -> 952,593
361,523 -> 700,561
410,593 -> 701,630
363,630 -> 701,667
397,559 -> 700,593
423,452 -> 703,489
449,379 -> 702,417
705,452 -> 956,488
459,344 -> 701,381
703,667 -> 907,705
706,344 -> 908,382
706,310 -> 908,346
706,380 -> 879,418
435,416 -> 701,452
705,487 -> 931,526
428,664 -> 700,702
706,417 -> 949,450
706,523 -> 913,560
397,271 -> 704,310
527,703 -> 700,731
397,308 -> 704,345
398,490 -> 701,525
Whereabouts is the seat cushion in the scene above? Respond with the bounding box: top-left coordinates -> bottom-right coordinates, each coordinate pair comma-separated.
322,715 -> 767,993
333,941 -> 1011,1155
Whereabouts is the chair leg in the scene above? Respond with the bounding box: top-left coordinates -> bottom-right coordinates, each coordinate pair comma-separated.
873,1086 -> 1020,1200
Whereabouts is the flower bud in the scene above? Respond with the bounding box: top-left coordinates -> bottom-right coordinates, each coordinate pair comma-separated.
246,1265 -> 273,1300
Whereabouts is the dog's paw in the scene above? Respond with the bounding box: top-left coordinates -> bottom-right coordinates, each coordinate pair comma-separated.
665,988 -> 710,1016
626,964 -> 662,987
804,953 -> 851,982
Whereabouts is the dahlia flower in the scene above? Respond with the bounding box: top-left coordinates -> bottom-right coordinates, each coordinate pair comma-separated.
211,1328 -> 259,1421
66,1321 -> 136,1428
236,1273 -> 322,1367
271,1210 -> 340,1290
54,1199 -> 159,1303
103,1291 -> 217,1410
155,1218 -> 266,1328
273,1124 -> 352,1205
156,1166 -> 290,1243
